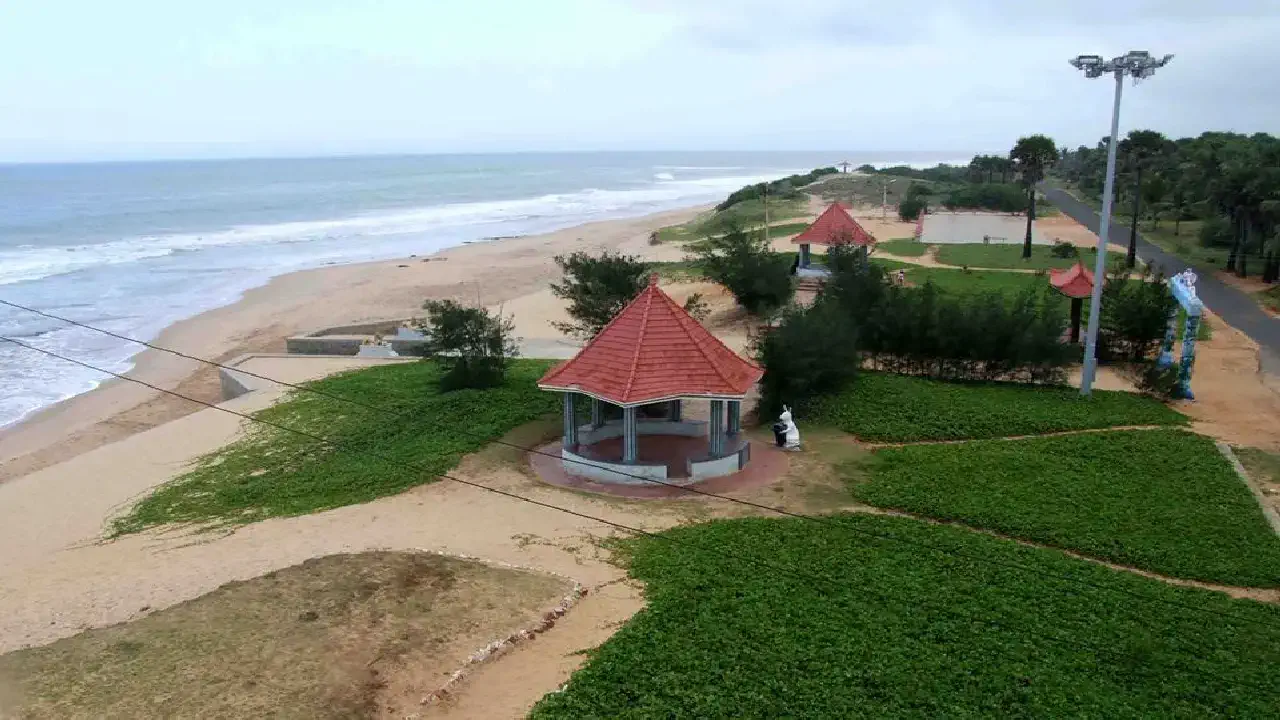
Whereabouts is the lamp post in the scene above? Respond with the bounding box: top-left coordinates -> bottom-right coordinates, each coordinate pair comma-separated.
881,179 -> 897,220
1071,50 -> 1173,396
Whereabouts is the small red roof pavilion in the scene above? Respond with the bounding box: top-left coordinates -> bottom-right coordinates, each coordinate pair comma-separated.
793,202 -> 875,247
1048,261 -> 1095,343
1049,261 -> 1095,298
539,275 -> 761,405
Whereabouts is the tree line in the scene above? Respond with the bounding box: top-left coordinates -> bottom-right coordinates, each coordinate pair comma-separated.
1057,130 -> 1280,283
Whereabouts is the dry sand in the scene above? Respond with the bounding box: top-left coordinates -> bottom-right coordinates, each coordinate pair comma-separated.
0,206 -> 709,483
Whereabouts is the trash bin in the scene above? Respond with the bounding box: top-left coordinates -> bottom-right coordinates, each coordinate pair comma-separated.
771,422 -> 787,447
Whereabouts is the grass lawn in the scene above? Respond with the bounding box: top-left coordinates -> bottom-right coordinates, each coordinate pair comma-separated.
0,552 -> 570,719
934,243 -> 1121,271
531,515 -> 1280,717
875,237 -> 928,257
809,372 -> 1185,443
111,359 -> 563,534
906,265 -> 1047,297
1261,285 -> 1280,315
857,429 -> 1280,586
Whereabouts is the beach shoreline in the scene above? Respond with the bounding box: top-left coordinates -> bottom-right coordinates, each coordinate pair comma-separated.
0,205 -> 710,483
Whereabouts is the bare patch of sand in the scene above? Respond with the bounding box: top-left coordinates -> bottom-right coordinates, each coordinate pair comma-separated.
1177,309 -> 1280,452
1037,213 -> 1126,252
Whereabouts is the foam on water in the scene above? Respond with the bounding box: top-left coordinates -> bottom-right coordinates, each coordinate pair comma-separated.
0,167 -> 789,427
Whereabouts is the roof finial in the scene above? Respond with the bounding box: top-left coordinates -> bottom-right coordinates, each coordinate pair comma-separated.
648,272 -> 659,286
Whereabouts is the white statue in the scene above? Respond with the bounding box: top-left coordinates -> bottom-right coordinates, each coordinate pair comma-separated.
777,405 -> 802,450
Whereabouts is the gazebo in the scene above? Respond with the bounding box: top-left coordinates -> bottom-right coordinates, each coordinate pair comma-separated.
1049,260 -> 1094,343
793,202 -> 875,273
538,275 -> 763,485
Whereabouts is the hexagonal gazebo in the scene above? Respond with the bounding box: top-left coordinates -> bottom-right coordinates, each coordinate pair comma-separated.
537,275 -> 763,485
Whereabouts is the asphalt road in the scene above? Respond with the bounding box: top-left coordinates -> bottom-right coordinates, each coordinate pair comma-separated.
1043,186 -> 1280,375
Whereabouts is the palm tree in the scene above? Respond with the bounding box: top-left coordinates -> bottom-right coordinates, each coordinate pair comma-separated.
1117,130 -> 1172,268
1009,135 -> 1059,259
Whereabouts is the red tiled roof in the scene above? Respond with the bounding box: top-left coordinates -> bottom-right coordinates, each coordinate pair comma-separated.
1049,261 -> 1095,299
793,202 -> 875,246
538,275 -> 763,405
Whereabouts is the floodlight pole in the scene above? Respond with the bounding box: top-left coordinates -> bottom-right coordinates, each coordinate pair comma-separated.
1073,50 -> 1172,396
1080,70 -> 1123,396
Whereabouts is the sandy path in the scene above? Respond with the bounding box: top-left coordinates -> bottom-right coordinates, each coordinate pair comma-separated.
0,206 -> 708,484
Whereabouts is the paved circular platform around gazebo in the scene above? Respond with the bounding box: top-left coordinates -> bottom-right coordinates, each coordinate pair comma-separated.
529,434 -> 789,499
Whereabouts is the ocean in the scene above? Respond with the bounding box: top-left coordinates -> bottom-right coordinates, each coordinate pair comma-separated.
0,151 -> 967,428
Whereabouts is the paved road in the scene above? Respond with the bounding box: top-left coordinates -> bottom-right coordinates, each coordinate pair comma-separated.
1043,186 -> 1280,374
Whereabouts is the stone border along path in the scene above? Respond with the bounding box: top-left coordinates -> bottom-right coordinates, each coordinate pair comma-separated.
849,424 -> 1280,603
1216,441 -> 1280,537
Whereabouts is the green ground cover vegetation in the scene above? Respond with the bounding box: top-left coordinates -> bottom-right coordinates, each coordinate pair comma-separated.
808,372 -> 1185,442
531,514 -> 1280,718
934,242 -> 1119,270
873,238 -> 928,257
858,429 -> 1280,586
112,359 -> 563,534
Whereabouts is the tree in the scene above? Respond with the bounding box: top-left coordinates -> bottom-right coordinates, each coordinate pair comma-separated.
549,251 -> 649,339
1118,130 -> 1173,267
418,299 -> 518,390
693,226 -> 794,317
1010,135 -> 1059,259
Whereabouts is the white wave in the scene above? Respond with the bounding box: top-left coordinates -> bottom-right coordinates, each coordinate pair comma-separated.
654,172 -> 675,181
653,165 -> 747,171
0,172 -> 789,287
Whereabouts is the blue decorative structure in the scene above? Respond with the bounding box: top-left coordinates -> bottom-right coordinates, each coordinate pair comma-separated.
1160,270 -> 1202,399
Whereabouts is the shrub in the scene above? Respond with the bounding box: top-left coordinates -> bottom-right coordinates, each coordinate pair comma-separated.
1135,361 -> 1183,400
693,226 -> 794,317
1097,268 -> 1176,362
1050,240 -> 1079,258
898,196 -> 926,221
418,299 -> 518,389
942,183 -> 1027,213
549,251 -> 649,339
682,292 -> 712,323
819,250 -> 1071,383
753,301 -> 860,419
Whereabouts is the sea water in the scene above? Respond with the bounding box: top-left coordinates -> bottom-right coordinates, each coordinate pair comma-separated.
0,151 -> 966,427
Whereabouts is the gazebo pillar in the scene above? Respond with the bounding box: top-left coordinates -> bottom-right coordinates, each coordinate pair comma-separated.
622,406 -> 639,463
727,400 -> 741,436
668,399 -> 682,422
799,243 -> 811,268
590,397 -> 604,429
562,393 -> 578,449
708,400 -> 726,456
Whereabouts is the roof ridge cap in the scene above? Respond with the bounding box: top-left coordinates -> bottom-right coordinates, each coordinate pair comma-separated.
620,284 -> 655,402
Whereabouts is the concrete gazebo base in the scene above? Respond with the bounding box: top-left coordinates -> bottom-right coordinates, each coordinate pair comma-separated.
561,418 -> 749,485
529,434 -> 789,500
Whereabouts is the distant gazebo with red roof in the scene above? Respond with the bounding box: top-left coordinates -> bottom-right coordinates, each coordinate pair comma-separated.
793,202 -> 875,271
1049,261 -> 1094,343
538,275 -> 763,485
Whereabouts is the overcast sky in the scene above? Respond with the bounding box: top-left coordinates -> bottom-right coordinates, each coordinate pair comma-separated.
1,0 -> 1277,162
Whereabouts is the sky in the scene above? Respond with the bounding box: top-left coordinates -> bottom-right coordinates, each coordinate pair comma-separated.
1,0 -> 1278,162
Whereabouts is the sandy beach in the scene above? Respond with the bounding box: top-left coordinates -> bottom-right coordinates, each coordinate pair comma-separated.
0,206 -> 709,483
